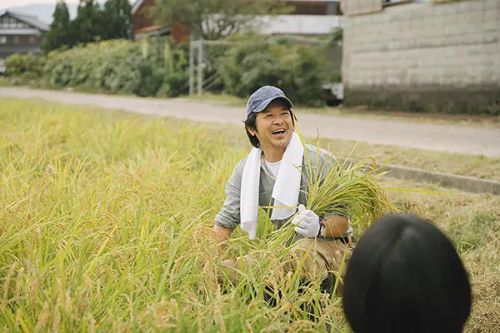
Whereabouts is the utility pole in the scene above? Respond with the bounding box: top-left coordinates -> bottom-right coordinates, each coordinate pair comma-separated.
189,40 -> 194,95
197,40 -> 203,96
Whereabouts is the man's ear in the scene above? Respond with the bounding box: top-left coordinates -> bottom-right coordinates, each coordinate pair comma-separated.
246,126 -> 257,136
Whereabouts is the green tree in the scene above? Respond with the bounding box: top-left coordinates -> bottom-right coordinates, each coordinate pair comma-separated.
101,0 -> 132,40
43,0 -> 71,51
219,37 -> 325,105
72,0 -> 103,44
152,0 -> 288,40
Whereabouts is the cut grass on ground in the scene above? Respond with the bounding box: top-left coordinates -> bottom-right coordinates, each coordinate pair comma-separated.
0,98 -> 498,332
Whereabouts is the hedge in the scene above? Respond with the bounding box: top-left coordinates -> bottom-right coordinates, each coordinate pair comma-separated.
4,37 -> 325,104
218,36 -> 326,106
43,39 -> 188,97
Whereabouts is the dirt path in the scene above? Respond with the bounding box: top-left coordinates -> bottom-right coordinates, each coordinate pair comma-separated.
2,87 -> 500,157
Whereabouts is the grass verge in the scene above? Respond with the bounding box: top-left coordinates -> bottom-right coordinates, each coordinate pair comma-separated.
318,138 -> 500,183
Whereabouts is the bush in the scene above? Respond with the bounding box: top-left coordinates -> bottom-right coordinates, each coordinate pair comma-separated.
43,39 -> 188,97
134,63 -> 164,97
155,43 -> 189,97
44,40 -> 140,91
5,53 -> 46,82
219,36 -> 326,106
4,37 -> 324,104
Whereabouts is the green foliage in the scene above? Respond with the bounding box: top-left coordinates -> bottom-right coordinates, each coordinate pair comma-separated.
329,28 -> 343,43
43,39 -> 188,97
100,0 -> 132,40
43,0 -> 132,52
219,36 -> 326,106
153,0 -> 286,40
134,63 -> 164,97
43,0 -> 72,52
39,35 -> 324,102
4,53 -> 46,83
72,0 -> 103,44
141,39 -> 189,97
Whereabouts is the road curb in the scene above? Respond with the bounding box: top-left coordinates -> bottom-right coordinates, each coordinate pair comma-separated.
384,164 -> 500,195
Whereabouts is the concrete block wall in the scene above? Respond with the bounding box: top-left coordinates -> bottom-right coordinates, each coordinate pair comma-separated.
341,0 -> 382,16
342,0 -> 500,114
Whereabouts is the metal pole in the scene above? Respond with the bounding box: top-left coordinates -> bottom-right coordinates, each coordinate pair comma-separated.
197,40 -> 203,96
189,40 -> 194,95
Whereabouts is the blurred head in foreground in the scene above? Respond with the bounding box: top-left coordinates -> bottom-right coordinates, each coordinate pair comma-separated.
343,213 -> 471,333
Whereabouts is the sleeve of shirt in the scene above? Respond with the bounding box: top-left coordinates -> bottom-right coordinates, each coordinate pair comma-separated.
214,159 -> 245,230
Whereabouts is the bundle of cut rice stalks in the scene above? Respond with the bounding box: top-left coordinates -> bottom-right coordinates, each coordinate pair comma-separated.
264,136 -> 395,248
306,147 -> 394,231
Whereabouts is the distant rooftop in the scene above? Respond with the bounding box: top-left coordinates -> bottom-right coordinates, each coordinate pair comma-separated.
0,10 -> 49,31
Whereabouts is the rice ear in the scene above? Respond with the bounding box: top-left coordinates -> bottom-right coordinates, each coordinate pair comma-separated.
292,126 -> 393,233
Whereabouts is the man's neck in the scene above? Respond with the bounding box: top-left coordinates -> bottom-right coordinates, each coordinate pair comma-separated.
262,148 -> 284,163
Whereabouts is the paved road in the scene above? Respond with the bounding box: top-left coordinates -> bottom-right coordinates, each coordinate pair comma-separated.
2,87 -> 500,157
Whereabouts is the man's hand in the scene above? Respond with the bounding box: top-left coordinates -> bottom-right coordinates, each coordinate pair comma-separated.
291,204 -> 321,238
213,224 -> 233,245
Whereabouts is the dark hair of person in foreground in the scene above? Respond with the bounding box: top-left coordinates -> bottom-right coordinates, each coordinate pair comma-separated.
343,213 -> 471,333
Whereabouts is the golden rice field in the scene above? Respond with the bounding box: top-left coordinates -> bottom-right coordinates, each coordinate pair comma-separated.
0,97 -> 498,332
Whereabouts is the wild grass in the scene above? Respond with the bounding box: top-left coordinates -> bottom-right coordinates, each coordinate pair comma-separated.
0,98 -> 498,332
0,77 -> 9,87
318,138 -> 500,182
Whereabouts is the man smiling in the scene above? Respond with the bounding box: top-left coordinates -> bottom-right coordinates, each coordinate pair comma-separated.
213,86 -> 353,292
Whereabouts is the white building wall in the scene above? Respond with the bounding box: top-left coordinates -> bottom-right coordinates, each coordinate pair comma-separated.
341,0 -> 500,113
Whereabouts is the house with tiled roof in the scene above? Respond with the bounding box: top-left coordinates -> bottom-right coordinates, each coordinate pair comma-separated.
0,10 -> 49,72
131,0 -> 343,41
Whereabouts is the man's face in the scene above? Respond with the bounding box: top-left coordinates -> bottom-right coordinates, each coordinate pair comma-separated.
247,101 -> 294,158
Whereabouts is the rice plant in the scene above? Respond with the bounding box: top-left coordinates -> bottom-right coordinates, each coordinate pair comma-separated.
0,97 -> 498,332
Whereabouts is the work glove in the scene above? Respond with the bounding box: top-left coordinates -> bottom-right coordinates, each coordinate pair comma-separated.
291,204 -> 320,238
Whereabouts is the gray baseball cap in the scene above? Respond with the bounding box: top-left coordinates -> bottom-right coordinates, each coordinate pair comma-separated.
245,86 -> 293,119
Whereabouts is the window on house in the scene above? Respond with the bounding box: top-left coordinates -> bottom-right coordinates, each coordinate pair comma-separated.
29,36 -> 36,44
6,17 -> 22,28
13,36 -> 19,44
0,36 -> 6,44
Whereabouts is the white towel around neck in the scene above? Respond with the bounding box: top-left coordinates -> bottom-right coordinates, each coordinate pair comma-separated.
240,132 -> 304,240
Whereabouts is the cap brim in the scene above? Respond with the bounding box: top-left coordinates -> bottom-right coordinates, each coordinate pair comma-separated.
254,96 -> 293,114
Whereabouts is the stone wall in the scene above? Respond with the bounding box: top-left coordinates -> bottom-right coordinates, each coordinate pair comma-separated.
341,0 -> 500,114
